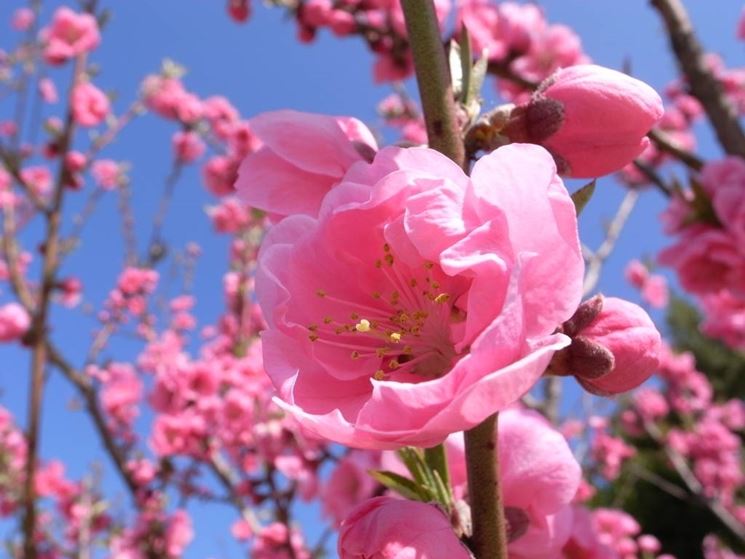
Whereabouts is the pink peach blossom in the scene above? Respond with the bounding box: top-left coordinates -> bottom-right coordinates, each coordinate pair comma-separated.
659,225 -> 745,296
641,274 -> 669,309
338,496 -> 471,559
172,130 -> 206,164
236,110 -> 377,219
38,78 -> 58,104
203,155 -> 240,197
701,157 -> 745,244
700,289 -> 745,350
0,303 -> 30,342
91,160 -> 121,190
257,143 -> 583,449
507,65 -> 663,177
11,8 -> 35,32
72,82 -> 110,127
40,7 -> 100,65
321,450 -> 380,526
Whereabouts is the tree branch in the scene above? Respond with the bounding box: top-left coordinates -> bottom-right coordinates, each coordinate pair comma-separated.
650,0 -> 745,157
464,414 -> 508,559
401,0 -> 465,168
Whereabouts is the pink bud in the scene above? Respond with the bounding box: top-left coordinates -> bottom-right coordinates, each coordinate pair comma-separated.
227,0 -> 250,23
574,297 -> 661,395
506,65 -> 663,178
0,303 -> 30,342
172,130 -> 205,164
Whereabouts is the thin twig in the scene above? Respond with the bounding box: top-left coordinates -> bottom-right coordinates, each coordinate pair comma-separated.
583,190 -> 640,295
650,0 -> 745,157
46,342 -> 140,497
648,128 -> 704,171
644,420 -> 745,543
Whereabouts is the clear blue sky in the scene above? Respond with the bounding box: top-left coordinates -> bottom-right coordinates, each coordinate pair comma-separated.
0,1 -> 741,556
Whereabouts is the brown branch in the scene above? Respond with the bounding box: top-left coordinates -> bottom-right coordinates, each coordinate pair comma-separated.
648,128 -> 704,171
208,455 -> 261,533
486,60 -> 538,91
401,0 -> 465,167
22,53 -> 86,558
650,0 -> 745,157
46,343 -> 140,497
464,413 -> 509,559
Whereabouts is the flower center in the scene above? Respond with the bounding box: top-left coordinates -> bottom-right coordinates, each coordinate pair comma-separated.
306,242 -> 467,382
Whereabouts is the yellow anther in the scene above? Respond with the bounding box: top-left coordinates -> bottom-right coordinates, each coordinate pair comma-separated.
376,347 -> 388,358
424,261 -> 434,270
434,293 -> 450,304
403,345 -> 414,355
355,319 -> 371,333
323,316 -> 333,324
389,332 -> 402,343
373,369 -> 386,381
388,359 -> 400,370
384,254 -> 394,266
308,324 -> 318,332
308,334 -> 319,342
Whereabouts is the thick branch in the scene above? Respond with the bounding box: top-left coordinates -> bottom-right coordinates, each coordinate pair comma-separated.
650,0 -> 745,157
22,53 -> 85,559
401,0 -> 465,167
464,414 -> 508,559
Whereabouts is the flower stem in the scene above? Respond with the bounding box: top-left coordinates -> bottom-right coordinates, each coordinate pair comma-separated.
400,0 -> 465,168
464,413 -> 508,559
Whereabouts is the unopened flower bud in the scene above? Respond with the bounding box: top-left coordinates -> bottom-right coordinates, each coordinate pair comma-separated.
504,64 -> 663,178
562,296 -> 661,395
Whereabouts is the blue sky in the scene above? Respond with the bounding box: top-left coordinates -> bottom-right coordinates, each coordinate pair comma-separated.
0,0 -> 742,556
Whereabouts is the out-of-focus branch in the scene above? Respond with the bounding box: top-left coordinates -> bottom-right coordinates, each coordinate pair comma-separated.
46,343 -> 141,498
583,190 -> 640,296
208,455 -> 261,532
644,420 -> 745,543
486,60 -> 538,90
648,128 -> 704,171
633,159 -> 673,197
22,52 -> 87,559
650,0 -> 745,157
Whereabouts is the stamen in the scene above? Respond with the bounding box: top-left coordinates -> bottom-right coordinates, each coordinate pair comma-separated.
355,319 -> 371,333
